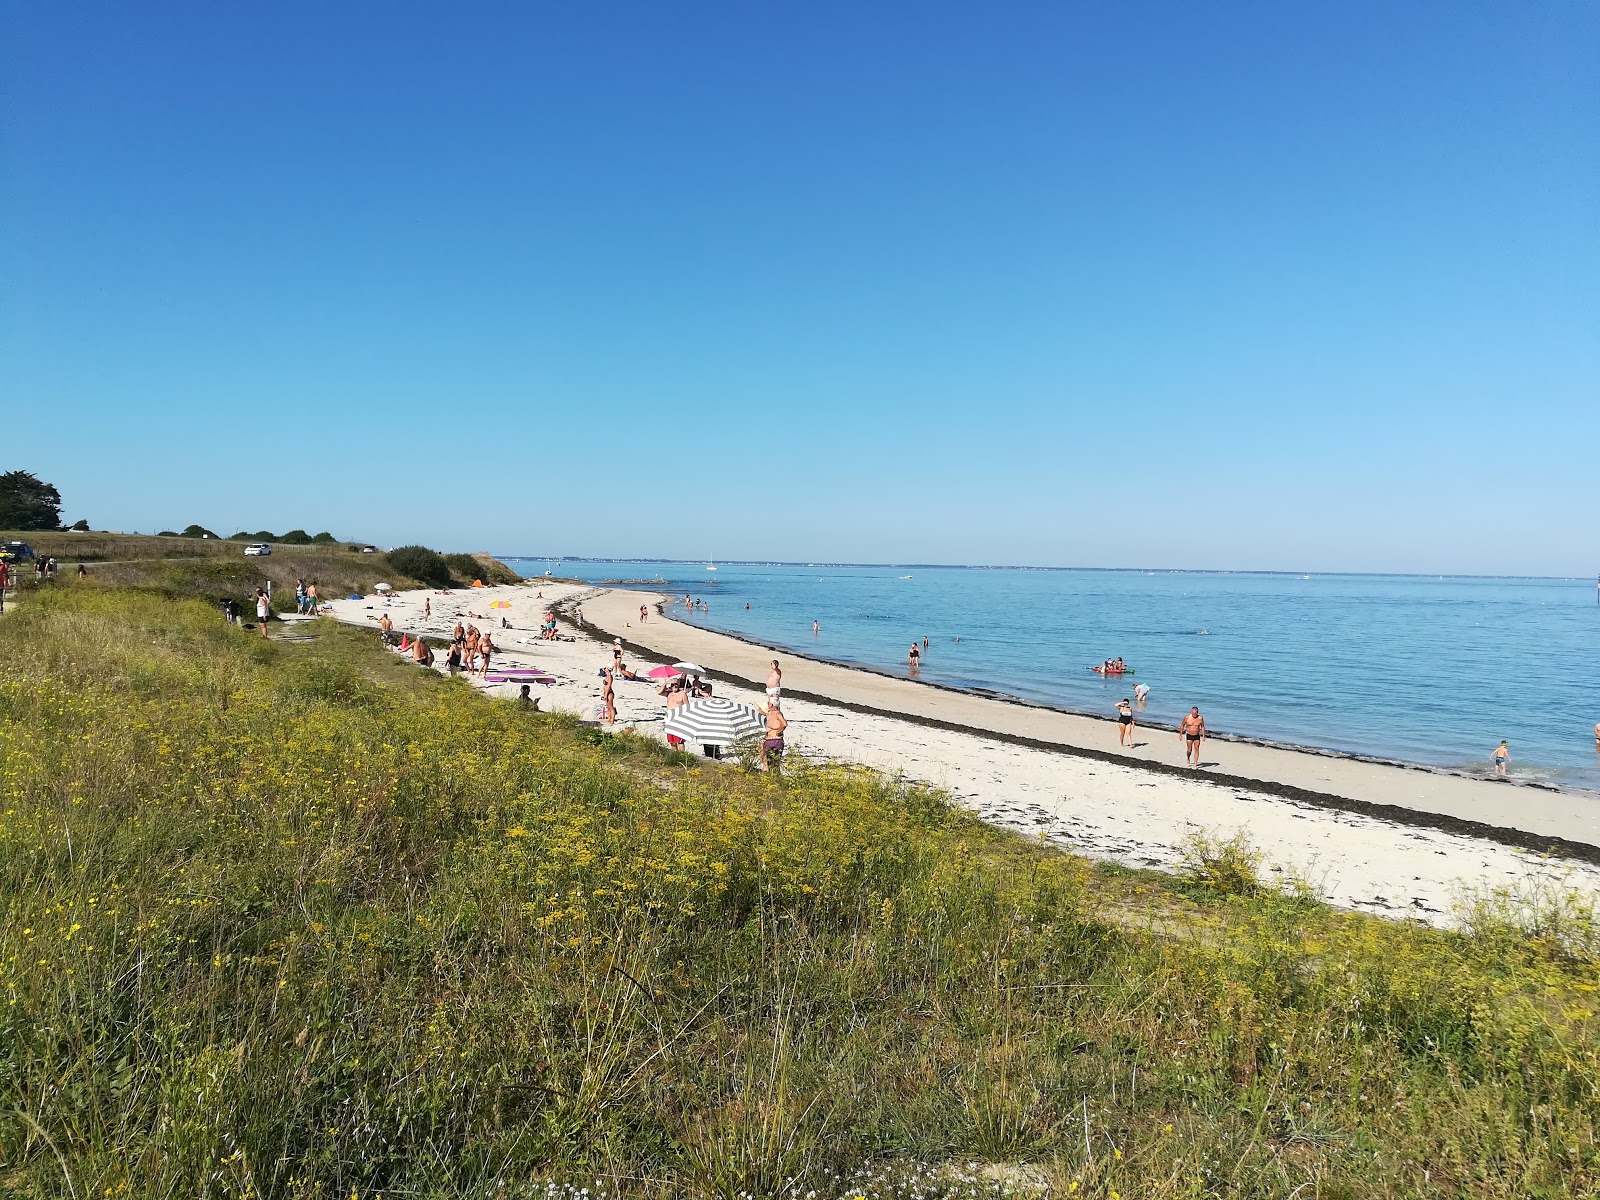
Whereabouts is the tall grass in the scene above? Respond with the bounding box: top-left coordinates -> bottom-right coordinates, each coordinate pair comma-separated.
0,589 -> 1596,1197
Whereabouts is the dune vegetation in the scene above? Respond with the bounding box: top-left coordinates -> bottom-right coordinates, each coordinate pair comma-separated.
1,584 -> 1597,1197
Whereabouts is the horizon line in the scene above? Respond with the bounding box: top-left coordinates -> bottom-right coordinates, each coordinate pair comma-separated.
493,556 -> 1598,583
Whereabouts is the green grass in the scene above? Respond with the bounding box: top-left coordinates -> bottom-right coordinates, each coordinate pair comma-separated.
0,588 -> 1597,1197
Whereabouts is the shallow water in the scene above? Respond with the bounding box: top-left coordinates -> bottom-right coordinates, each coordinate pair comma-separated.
508,559 -> 1600,792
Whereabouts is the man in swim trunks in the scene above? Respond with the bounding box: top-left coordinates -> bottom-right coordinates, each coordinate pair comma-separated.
1115,698 -> 1134,747
760,698 -> 787,771
1179,707 -> 1206,767
767,659 -> 782,702
1492,740 -> 1509,776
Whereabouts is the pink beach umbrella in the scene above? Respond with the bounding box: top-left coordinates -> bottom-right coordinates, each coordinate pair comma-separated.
646,664 -> 682,680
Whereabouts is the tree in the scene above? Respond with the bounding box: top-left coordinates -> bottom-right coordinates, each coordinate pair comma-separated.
0,470 -> 63,531
251,531 -> 276,542
181,524 -> 219,539
311,531 -> 337,544
278,529 -> 312,545
69,519 -> 90,532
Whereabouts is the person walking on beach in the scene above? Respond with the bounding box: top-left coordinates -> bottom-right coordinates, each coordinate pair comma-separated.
760,698 -> 787,771
424,597 -> 431,620
767,659 -> 782,702
1115,697 -> 1135,747
1179,707 -> 1206,767
479,633 -> 495,678
601,669 -> 616,724
255,589 -> 271,638
640,604 -> 648,623
1492,740 -> 1510,776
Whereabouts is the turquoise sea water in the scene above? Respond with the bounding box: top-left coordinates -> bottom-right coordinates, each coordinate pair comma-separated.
507,560 -> 1600,792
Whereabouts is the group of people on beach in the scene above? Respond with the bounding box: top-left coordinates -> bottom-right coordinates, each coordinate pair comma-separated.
1108,686 -> 1206,767
445,622 -> 495,678
292,578 -> 321,615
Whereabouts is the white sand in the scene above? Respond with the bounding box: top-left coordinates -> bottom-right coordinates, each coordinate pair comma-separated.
327,583 -> 1600,926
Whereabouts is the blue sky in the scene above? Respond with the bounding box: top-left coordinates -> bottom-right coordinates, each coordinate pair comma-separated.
3,2 -> 1595,573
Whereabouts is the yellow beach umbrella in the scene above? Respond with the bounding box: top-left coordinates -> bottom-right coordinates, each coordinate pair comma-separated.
489,600 -> 513,610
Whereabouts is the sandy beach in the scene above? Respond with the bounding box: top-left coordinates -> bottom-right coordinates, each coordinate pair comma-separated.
327,582 -> 1600,925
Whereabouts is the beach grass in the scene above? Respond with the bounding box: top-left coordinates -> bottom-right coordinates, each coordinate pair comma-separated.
1,587 -> 1597,1197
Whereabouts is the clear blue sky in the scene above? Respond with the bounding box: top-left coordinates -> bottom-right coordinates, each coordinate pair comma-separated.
3,2 -> 1595,573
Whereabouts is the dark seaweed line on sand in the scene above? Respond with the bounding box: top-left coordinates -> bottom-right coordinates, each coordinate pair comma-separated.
555,590 -> 1600,870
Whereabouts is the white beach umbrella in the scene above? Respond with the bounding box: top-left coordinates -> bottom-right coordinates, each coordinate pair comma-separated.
663,697 -> 764,747
672,661 -> 708,675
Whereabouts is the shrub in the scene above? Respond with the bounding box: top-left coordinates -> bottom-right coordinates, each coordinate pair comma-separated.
157,530 -> 179,537
278,529 -> 313,545
68,519 -> 90,532
311,531 -> 337,544
385,544 -> 452,587
180,524 -> 217,539
443,552 -> 484,581
251,530 -> 276,541
1177,828 -> 1262,896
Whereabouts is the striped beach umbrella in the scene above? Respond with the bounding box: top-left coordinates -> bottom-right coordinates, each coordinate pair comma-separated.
663,697 -> 764,747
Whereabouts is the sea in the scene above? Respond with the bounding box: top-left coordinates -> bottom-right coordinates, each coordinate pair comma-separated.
506,559 -> 1600,793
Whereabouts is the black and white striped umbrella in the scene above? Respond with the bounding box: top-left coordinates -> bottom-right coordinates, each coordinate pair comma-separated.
663,696 -> 764,746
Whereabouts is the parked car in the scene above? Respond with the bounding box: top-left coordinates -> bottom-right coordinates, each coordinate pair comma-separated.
0,541 -> 35,561
357,545 -> 379,554
243,543 -> 272,557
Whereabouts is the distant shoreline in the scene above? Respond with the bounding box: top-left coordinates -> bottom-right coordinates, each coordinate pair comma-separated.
501,557 -> 1600,584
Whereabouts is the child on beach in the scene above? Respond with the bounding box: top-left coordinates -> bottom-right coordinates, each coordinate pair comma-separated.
1492,741 -> 1510,776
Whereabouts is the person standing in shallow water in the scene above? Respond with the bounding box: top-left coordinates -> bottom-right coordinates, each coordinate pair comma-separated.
812,620 -> 820,637
1492,740 -> 1510,776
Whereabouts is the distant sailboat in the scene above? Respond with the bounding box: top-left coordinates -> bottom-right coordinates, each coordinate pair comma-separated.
705,558 -> 718,572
